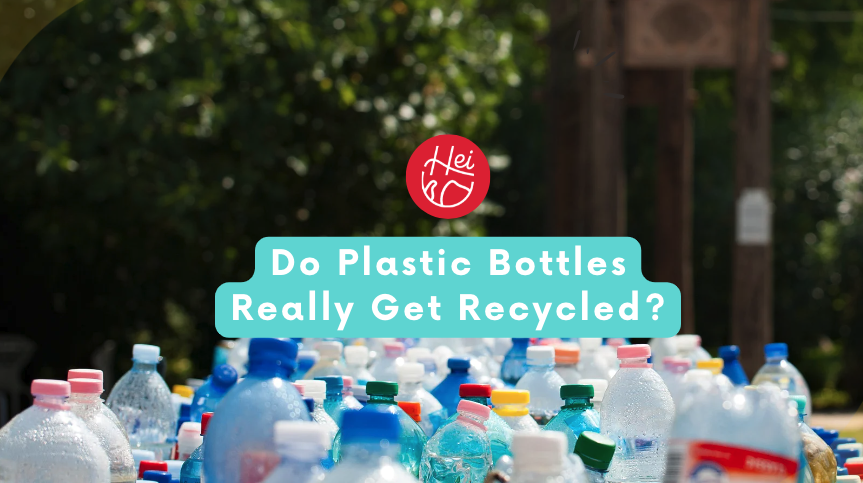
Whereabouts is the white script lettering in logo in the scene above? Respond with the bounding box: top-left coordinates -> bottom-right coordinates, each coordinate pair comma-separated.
421,145 -> 475,208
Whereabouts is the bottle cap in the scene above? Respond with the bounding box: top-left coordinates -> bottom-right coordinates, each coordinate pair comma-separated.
315,376 -> 344,390
172,385 -> 194,398
274,420 -> 331,448
847,460 -> 863,476
249,338 -> 299,371
554,344 -> 580,364
683,369 -> 713,384
838,443 -> 863,456
31,379 -> 70,397
675,335 -> 700,351
352,384 -> 368,401
577,379 -> 608,401
141,470 -> 173,483
696,358 -> 724,375
201,412 -> 213,435
342,376 -> 354,387
67,369 -> 103,381
460,383 -> 492,398
397,362 -> 425,383
447,357 -> 471,370
789,395 -> 807,416
718,345 -> 740,359
178,422 -> 203,453
398,401 -> 422,422
138,461 -> 168,478
838,467 -> 850,476
292,383 -> 305,395
69,378 -> 102,394
133,344 -> 160,364
838,449 -> 862,466
295,380 -> 326,400
833,438 -> 859,450
579,338 -> 602,350
606,338 -> 626,348
316,340 -> 343,358
836,476 -> 860,482
574,431 -> 615,471
457,399 -> 490,421
341,406 -> 400,443
384,341 -> 405,357
366,381 -> 399,397
212,364 -> 239,391
406,347 -> 431,362
561,384 -> 594,400
821,429 -> 840,445
526,346 -> 555,364
617,344 -> 651,360
764,342 -> 789,359
512,432 -> 567,472
491,389 -> 529,405
343,346 -> 369,365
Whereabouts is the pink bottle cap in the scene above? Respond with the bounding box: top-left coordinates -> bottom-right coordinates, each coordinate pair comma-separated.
384,341 -> 405,355
68,369 -> 103,381
607,338 -> 626,348
342,376 -> 354,386
69,378 -> 103,394
31,379 -> 71,397
617,344 -> 651,360
457,399 -> 491,420
292,383 -> 305,396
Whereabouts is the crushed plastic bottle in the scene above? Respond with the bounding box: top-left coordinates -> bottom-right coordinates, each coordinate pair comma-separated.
305,341 -> 347,379
431,357 -> 478,417
718,345 -> 750,386
554,344 -> 583,384
515,346 -> 566,425
371,341 -> 406,382
502,338 -> 530,387
343,346 -> 374,382
179,412 -> 211,483
543,384 -> 601,452
190,363 -> 238,423
261,421 -> 329,483
752,342 -> 812,420
578,339 -> 613,381
395,362 -> 447,437
492,390 -> 540,433
0,380 -> 111,482
106,344 -> 177,459
575,431 -> 615,483
438,383 -> 513,464
508,431 -> 585,483
420,400 -> 493,483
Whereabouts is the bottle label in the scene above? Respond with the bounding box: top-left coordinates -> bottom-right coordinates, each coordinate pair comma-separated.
664,440 -> 798,483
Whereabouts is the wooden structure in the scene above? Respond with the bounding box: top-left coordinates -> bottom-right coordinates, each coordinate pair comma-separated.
546,0 -> 776,373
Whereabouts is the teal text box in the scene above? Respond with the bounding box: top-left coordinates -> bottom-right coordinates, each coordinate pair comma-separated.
215,237 -> 680,338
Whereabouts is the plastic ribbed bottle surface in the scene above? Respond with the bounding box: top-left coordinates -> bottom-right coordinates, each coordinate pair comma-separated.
502,339 -> 530,386
420,401 -> 493,483
752,343 -> 812,419
438,389 -> 514,464
69,388 -> 137,483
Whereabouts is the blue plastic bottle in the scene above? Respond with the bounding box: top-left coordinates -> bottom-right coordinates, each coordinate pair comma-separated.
317,376 -> 361,426
261,421 -> 329,483
718,345 -> 749,386
502,339 -> 530,386
203,338 -> 311,483
292,350 -> 319,382
431,357 -> 477,417
179,412 -> 211,483
420,400 -> 493,483
190,364 -> 238,423
543,384 -> 600,452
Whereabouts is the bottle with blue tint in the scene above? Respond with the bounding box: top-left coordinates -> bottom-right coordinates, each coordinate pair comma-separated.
322,407 -> 420,483
753,343 -> 812,419
502,339 -> 530,386
791,396 -> 837,483
515,346 -> 566,425
204,338 -> 311,483
395,362 -> 447,437
261,421 -> 329,483
575,431 -> 615,483
833,438 -> 858,451
431,357 -> 478,417
179,412 -> 211,483
317,376 -> 360,425
543,384 -> 601,452
718,345 -> 749,386
438,384 -> 513,464
340,376 -> 364,410
420,400 -> 493,483
106,344 -> 177,459
190,364 -> 238,423
292,350 -> 320,381
295,380 -> 339,468
371,341 -> 406,382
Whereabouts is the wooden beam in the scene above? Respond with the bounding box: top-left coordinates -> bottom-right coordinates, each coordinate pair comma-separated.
732,0 -> 773,375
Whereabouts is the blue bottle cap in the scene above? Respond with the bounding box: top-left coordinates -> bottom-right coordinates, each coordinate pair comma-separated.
211,364 -> 238,390
341,406 -> 400,444
718,345 -> 740,359
821,429 -> 840,445
764,343 -> 788,359
838,466 -> 849,475
142,470 -> 173,483
303,397 -> 315,413
832,437 -> 858,450
316,376 -> 344,389
179,403 -> 191,417
836,447 -> 861,466
447,357 -> 471,370
511,338 -> 530,344
248,338 -> 298,371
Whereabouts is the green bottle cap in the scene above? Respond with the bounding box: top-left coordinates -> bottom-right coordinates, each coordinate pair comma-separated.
366,381 -> 399,396
561,384 -> 594,400
574,431 -> 615,471
790,395 -> 807,415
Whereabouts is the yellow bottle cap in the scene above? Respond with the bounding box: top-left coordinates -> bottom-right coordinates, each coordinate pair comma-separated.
491,390 -> 530,405
172,385 -> 194,398
696,358 -> 724,375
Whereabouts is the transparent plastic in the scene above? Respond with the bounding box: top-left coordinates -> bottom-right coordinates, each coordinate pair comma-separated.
514,361 -> 565,425
179,440 -> 204,483
502,339 -> 530,386
260,438 -> 327,483
752,354 -> 812,420
555,362 -> 583,385
438,395 -> 514,464
70,392 -> 137,483
578,340 -> 613,381
323,441 -> 419,483
543,396 -> 601,452
395,380 -> 447,437
420,407 -> 493,483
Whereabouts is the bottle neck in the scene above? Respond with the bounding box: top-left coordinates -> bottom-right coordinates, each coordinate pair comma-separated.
368,394 -> 397,405
619,358 -> 651,369
69,393 -> 102,405
766,356 -> 787,364
34,394 -> 69,410
562,397 -> 593,410
456,413 -> 487,430
247,360 -> 293,379
340,441 -> 400,462
527,362 -> 554,372
399,381 -> 422,394
132,360 -> 158,372
463,396 -> 489,406
448,368 -> 470,376
325,389 -> 343,402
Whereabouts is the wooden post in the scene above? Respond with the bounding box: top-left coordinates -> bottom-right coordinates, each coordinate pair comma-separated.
655,69 -> 695,334
732,0 -> 772,375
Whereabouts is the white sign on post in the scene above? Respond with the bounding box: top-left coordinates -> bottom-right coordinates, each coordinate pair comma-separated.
736,188 -> 771,245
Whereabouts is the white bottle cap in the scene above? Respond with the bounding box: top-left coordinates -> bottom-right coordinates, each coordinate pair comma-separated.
577,378 -> 608,402
838,443 -> 863,455
344,346 -> 369,365
511,432 -> 567,473
397,362 -> 425,383
676,335 -> 700,351
579,338 -> 602,350
177,422 -> 203,458
526,346 -> 555,364
274,420 -> 332,449
164,460 -> 184,478
295,379 -> 326,401
406,347 -> 431,362
682,369 -> 713,384
315,341 -> 343,358
133,344 -> 160,363
837,477 -> 861,482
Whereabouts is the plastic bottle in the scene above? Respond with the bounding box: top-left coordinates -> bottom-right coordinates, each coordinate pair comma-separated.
68,368 -> 127,435
0,380 -> 111,482
106,344 -> 177,459
190,364 -> 238,423
305,341 -> 347,379
578,339 -> 613,381
601,344 -> 674,482
502,338 -> 530,386
543,384 -> 601,452
343,346 -> 374,382
407,347 -> 443,391
204,338 -> 311,483
371,341 -> 406,382
226,338 -> 251,377
577,379 -> 608,415
292,350 -> 319,381
395,362 -> 447,436
674,335 -> 711,364
65,377 -> 136,483
665,384 -> 800,483
515,346 -> 566,425
492,390 -> 540,433
420,400 -> 493,483
177,422 -> 203,461
431,357 -> 478,417
260,421 -> 329,483
507,431 -> 584,483
575,431 -> 616,483
718,345 -> 750,386
317,376 -> 357,425
295,380 -> 339,467
438,383 -> 514,464
658,357 -> 691,404
321,407 -> 420,483
791,395 -> 837,483
554,344 -> 583,384
351,383 -> 368,406
648,337 -> 678,365
339,376 -> 363,409
695,358 -> 735,390
179,412 -> 211,483
753,342 -> 812,419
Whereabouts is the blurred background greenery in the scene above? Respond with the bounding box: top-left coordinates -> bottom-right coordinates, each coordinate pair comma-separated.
1,0 -> 863,411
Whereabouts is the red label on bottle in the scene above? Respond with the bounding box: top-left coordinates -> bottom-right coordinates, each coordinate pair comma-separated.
665,440 -> 798,483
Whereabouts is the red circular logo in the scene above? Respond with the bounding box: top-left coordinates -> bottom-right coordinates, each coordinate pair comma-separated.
406,134 -> 490,219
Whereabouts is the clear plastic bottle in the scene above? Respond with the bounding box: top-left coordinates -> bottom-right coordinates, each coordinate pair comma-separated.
658,357 -> 691,404
339,376 -> 364,409
508,431 -> 584,483
791,395 -> 836,483
67,378 -> 136,483
575,431 -> 616,483
350,381 -> 368,406
674,335 -> 711,364
407,347 -> 443,391
554,344 -> 583,384
0,380 -> 111,482
295,380 -> 339,467
261,421 -> 328,483
190,364 -> 238,423
370,341 -> 406,382
395,362 -> 447,437
68,368 -> 127,435
106,344 -> 177,459
515,346 -> 566,425
204,338 -> 311,483
577,379 -> 608,415
695,358 -> 735,391
718,345 -> 750,386
752,342 -> 812,419
502,338 -> 530,386
601,344 -> 674,483
322,407 -> 420,483
179,412 -> 211,483
648,337 -> 678,365
343,346 -> 374,382
492,390 -> 540,433
431,357 -> 478,417
543,384 -> 601,452
578,339 -> 613,381
420,400 -> 493,483
438,383 -> 514,464
305,341 -> 347,379
317,376 -> 359,426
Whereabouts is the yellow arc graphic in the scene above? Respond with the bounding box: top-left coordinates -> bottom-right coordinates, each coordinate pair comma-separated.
0,0 -> 83,81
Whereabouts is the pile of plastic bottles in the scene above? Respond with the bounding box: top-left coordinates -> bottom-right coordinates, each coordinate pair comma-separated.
0,335 -> 852,483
